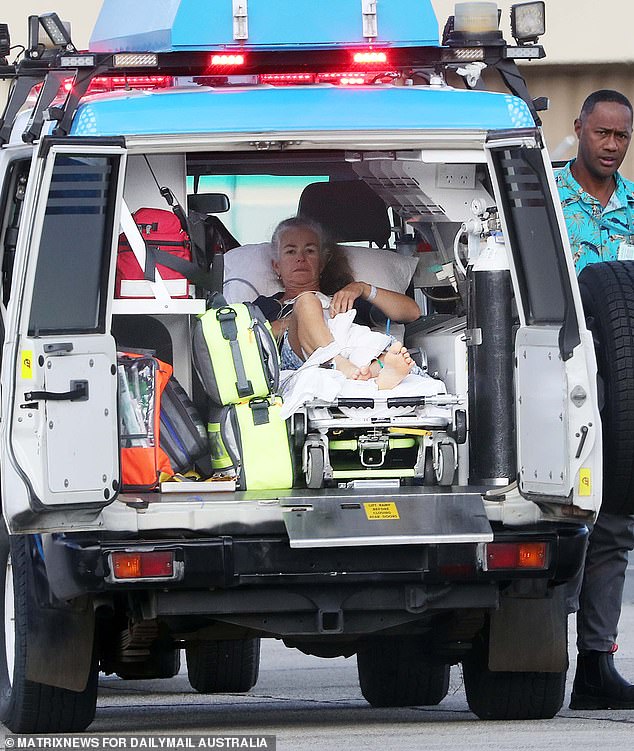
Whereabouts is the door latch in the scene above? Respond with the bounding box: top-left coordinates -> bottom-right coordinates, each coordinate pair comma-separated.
24,379 -> 89,402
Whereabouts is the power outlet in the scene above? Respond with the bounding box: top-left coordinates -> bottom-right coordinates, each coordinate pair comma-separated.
436,164 -> 476,189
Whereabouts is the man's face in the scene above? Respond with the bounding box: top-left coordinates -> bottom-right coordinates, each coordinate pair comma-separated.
575,101 -> 633,180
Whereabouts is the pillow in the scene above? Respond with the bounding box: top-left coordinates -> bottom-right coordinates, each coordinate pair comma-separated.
341,245 -> 419,294
223,243 -> 419,303
223,243 -> 280,302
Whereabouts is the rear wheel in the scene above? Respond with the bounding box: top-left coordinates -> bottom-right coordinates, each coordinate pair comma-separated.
579,261 -> 634,514
357,639 -> 450,707
0,529 -> 98,733
186,638 -> 260,694
462,636 -> 565,720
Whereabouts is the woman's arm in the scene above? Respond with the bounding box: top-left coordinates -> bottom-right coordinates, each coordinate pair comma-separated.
330,281 -> 420,323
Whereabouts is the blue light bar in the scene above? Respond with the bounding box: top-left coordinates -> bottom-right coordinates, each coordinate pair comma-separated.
90,0 -> 440,53
70,86 -> 535,138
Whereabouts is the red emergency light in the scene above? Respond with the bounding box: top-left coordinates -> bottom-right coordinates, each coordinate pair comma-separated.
352,50 -> 389,65
60,75 -> 174,95
89,75 -> 174,92
259,70 -> 396,87
210,53 -> 245,66
260,72 -> 315,84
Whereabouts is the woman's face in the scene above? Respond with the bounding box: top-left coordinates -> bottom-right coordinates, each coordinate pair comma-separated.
272,226 -> 323,291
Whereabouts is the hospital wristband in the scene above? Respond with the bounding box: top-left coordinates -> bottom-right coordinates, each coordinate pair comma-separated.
366,284 -> 378,302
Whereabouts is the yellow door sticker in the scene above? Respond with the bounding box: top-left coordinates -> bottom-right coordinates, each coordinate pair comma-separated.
21,350 -> 33,380
364,502 -> 400,520
579,468 -> 592,496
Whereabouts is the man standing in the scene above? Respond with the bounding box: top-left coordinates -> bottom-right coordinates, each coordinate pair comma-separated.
557,89 -> 634,709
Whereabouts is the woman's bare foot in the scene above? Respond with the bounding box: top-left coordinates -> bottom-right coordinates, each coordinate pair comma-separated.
376,342 -> 414,390
334,355 -> 372,381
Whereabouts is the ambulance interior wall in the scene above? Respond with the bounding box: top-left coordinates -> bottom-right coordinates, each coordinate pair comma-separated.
123,154 -> 187,212
113,153 -> 188,379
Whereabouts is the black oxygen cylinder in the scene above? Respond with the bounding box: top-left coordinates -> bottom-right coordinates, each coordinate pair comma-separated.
467,265 -> 516,485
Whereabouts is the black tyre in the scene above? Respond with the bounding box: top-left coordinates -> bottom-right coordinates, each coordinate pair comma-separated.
579,261 -> 634,514
292,412 -> 307,453
0,528 -> 98,733
357,639 -> 450,707
305,445 -> 325,489
186,638 -> 260,693
436,444 -> 455,486
422,447 -> 435,486
462,637 -> 565,720
116,647 -> 181,680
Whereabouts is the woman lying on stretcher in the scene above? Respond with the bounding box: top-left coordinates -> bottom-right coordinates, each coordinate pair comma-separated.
253,217 -> 422,389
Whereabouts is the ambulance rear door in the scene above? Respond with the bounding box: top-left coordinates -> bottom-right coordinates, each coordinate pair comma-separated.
485,129 -> 601,507
1,137 -> 126,532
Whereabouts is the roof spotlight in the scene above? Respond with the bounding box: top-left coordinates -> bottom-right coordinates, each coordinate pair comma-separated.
0,23 -> 10,60
38,12 -> 76,52
510,2 -> 545,45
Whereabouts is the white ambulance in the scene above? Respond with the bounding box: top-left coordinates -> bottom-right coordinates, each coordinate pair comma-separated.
0,0 -> 621,732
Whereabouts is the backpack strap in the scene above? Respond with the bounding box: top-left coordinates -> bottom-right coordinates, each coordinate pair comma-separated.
144,244 -> 217,290
215,306 -> 254,399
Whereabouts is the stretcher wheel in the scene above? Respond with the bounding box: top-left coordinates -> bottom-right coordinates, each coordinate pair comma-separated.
452,409 -> 467,445
306,446 -> 325,489
423,448 -> 435,486
436,444 -> 455,486
292,413 -> 306,453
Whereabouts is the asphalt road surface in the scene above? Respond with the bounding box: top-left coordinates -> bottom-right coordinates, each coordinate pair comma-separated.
44,562 -> 634,750
2,565 -> 632,749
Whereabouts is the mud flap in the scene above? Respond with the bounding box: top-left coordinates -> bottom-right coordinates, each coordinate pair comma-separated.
25,547 -> 95,692
488,586 -> 568,672
282,492 -> 493,548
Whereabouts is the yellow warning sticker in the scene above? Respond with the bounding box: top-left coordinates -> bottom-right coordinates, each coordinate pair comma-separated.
579,468 -> 592,496
364,502 -> 400,520
21,350 -> 33,380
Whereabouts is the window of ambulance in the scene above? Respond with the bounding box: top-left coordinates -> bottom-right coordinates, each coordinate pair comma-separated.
187,175 -> 328,246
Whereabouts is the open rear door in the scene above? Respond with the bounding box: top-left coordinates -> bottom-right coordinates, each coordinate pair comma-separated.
1,137 -> 126,532
485,130 -> 600,504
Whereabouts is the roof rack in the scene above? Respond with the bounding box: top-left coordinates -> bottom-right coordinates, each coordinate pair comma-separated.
0,6 -> 547,146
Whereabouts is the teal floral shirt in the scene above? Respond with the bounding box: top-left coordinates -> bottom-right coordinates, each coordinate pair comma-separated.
556,160 -> 634,274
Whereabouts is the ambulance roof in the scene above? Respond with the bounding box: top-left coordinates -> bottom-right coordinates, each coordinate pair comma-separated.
70,85 -> 534,138
90,0 -> 440,53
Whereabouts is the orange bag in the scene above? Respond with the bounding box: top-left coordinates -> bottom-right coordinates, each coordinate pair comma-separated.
117,353 -> 174,490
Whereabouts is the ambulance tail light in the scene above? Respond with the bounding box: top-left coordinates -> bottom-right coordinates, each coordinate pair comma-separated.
110,550 -> 177,580
481,541 -> 549,571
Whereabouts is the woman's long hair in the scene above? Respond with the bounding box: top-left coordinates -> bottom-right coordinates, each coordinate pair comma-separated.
271,216 -> 354,295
